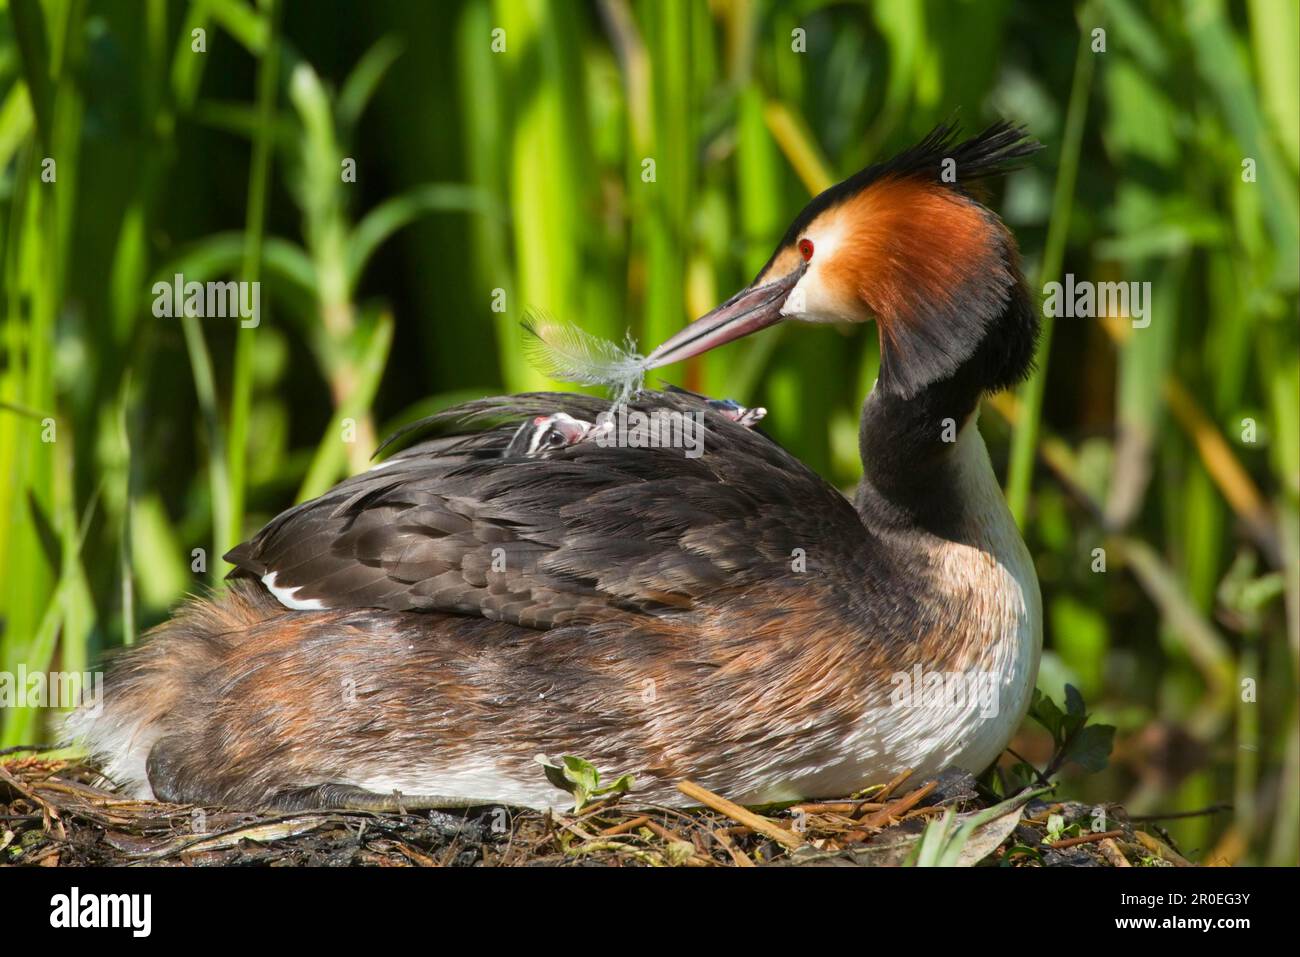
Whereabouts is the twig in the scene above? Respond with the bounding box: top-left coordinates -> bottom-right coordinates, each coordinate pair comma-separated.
0,764 -> 59,819
859,780 -> 938,829
871,768 -> 914,804
394,842 -> 439,867
1004,747 -> 1055,789
1099,837 -> 1131,867
792,800 -> 883,815
1048,828 -> 1125,849
643,819 -> 688,845
1128,804 -> 1231,822
710,828 -> 754,867
1135,830 -> 1192,866
600,815 -> 651,836
0,744 -> 58,757
575,795 -> 621,818
676,780 -> 804,850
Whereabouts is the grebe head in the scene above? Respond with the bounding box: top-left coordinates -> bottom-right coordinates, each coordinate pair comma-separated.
645,122 -> 1042,399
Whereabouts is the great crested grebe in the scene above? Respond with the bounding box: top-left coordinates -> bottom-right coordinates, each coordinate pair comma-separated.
72,123 -> 1043,811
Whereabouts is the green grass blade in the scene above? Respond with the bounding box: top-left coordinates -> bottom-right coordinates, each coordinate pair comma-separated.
225,0 -> 281,565
296,312 -> 394,501
1005,3 -> 1098,525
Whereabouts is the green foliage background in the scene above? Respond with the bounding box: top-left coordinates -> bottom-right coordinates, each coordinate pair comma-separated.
0,0 -> 1295,864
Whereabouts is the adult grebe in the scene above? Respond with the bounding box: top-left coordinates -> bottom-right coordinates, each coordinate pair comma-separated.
72,123 -> 1043,811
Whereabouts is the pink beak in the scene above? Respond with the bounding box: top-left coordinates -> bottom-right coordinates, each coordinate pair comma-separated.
644,263 -> 807,369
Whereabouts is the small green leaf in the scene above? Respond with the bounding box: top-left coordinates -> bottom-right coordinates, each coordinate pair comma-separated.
1064,684 -> 1086,718
534,754 -> 573,794
1064,724 -> 1117,773
1045,813 -> 1066,844
592,773 -> 635,798
535,755 -> 633,812
1029,693 -> 1065,740
561,755 -> 601,806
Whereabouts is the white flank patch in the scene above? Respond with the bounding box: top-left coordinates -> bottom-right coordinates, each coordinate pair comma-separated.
353,762 -> 568,812
261,571 -> 328,611
63,706 -> 158,800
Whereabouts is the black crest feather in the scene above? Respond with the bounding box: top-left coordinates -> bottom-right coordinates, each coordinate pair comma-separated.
768,121 -> 1042,270
767,122 -> 1041,399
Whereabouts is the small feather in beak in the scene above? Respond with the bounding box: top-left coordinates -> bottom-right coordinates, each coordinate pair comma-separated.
521,312 -> 649,404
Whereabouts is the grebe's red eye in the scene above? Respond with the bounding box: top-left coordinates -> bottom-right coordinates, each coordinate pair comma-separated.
798,238 -> 814,261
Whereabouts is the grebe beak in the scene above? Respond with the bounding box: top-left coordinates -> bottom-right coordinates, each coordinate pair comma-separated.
644,262 -> 807,369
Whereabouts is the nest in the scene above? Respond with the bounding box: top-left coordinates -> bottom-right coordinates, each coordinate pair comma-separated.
1,756 -> 1189,867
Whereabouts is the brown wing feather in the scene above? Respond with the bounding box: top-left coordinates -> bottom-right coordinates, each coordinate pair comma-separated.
226,390 -> 874,628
